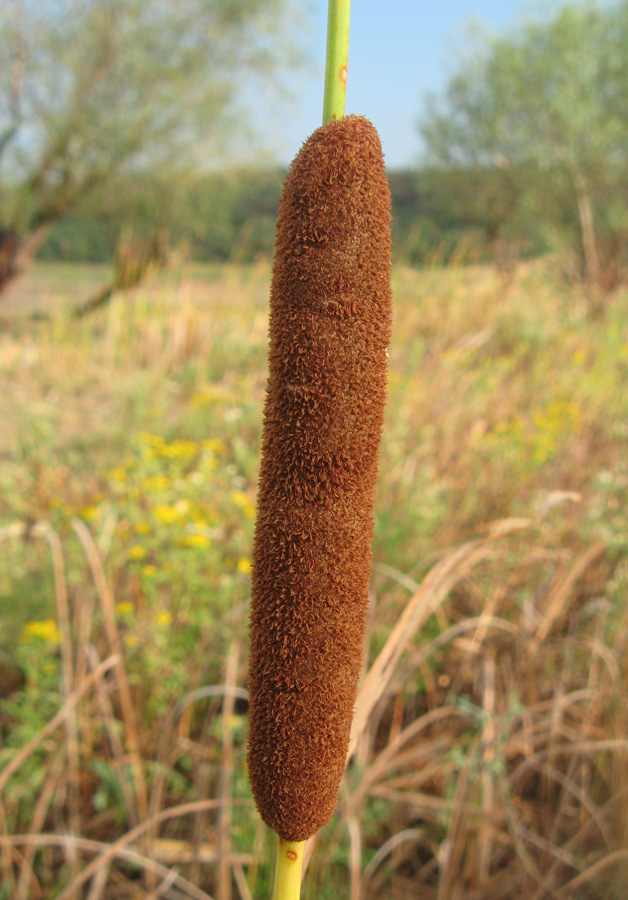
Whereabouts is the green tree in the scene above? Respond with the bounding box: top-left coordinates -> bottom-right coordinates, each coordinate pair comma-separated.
420,1 -> 628,291
0,0 -> 304,294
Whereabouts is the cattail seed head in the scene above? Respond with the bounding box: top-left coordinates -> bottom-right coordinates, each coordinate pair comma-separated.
247,115 -> 392,842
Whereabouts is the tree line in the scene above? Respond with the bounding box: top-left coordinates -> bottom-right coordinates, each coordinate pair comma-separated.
34,164 -> 552,268
419,0 -> 628,300
2,0 -> 627,308
0,0 -> 302,292
37,158 -> 622,277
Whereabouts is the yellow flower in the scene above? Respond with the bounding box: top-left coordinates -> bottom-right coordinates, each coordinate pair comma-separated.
79,506 -> 99,521
21,619 -> 61,644
237,558 -> 252,575
190,391 -> 211,407
153,505 -> 182,525
231,490 -> 256,519
181,533 -> 211,548
202,438 -> 228,455
134,521 -> 152,535
124,634 -> 139,648
156,612 -> 173,627
128,545 -> 147,560
115,601 -> 134,616
142,564 -> 157,577
191,514 -> 209,528
142,476 -> 170,492
158,439 -> 198,459
138,432 -> 164,446
191,387 -> 231,408
109,467 -> 127,482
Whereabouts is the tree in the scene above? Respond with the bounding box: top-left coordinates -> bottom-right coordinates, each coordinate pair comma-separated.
0,0 -> 304,294
419,1 -> 628,292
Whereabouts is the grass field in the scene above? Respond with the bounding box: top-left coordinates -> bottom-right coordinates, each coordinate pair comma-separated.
1,258 -> 628,899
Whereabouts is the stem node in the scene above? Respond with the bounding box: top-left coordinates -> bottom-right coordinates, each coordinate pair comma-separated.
273,839 -> 305,900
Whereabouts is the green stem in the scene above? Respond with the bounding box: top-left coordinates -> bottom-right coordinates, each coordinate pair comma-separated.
322,0 -> 351,125
273,838 -> 305,900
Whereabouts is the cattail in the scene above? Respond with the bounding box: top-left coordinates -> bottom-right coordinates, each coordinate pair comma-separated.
247,113 -> 392,843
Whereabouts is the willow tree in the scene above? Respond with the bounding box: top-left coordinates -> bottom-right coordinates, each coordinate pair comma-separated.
420,1 -> 628,291
0,0 -> 303,294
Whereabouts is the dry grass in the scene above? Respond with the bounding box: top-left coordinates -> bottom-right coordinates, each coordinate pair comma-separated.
1,258 -> 627,898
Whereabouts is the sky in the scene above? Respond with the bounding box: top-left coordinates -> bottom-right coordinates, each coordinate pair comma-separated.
251,0 -> 614,170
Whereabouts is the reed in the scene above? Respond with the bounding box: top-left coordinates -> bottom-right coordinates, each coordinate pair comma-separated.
246,2 -> 392,896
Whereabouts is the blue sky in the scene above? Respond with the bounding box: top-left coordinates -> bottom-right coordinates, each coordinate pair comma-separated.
253,0 -> 614,169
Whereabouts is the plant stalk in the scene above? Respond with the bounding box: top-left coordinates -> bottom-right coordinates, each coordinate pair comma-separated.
322,0 -> 351,125
272,839 -> 305,900
266,6 -> 351,900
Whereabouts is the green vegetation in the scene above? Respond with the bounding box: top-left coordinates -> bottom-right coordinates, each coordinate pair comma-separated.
5,1 -> 628,308
0,0 -> 304,292
25,1 -> 628,301
34,164 -> 548,272
420,0 -> 628,298
1,259 -> 627,898
37,169 -> 286,266
2,1 -> 626,896
322,0 -> 351,124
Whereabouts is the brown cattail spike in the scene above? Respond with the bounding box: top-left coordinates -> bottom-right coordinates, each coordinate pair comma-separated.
247,115 -> 392,842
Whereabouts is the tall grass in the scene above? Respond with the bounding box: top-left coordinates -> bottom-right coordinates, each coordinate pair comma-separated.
1,258 -> 627,898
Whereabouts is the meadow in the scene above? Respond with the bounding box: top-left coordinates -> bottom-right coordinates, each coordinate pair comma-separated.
1,258 -> 627,899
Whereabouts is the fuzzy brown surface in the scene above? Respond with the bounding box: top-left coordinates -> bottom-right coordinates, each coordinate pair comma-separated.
247,115 -> 392,841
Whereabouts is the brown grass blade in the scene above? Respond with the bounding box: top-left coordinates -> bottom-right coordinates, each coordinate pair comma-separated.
85,866 -> 111,900
0,654 -> 119,794
437,740 -> 478,900
530,539 -> 606,653
478,649 -> 496,884
35,522 -> 81,895
232,858 -> 254,900
148,683 -> 249,856
85,644 -> 139,826
16,753 -> 64,900
360,828 -> 425,897
54,798 -> 230,899
348,813 -> 362,900
149,837 -> 252,866
143,866 -> 179,899
349,519 -> 531,758
362,706 -> 467,788
301,522 -> 533,878
71,519 -> 149,827
244,818 -> 267,900
217,641 -> 240,900
1,833 -> 214,900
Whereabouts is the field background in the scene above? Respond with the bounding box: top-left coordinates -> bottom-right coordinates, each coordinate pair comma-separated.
1,258 -> 628,899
